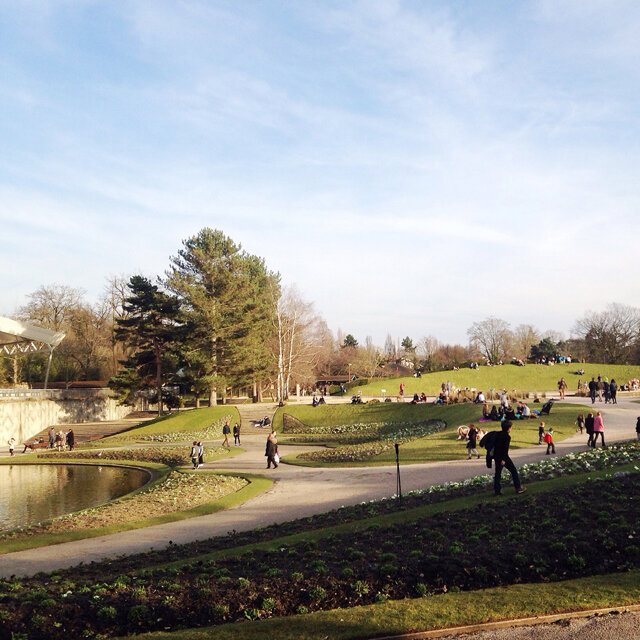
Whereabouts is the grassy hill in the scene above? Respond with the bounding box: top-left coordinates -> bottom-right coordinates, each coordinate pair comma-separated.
350,363 -> 640,397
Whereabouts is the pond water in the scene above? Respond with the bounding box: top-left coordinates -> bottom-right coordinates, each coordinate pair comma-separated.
0,464 -> 150,532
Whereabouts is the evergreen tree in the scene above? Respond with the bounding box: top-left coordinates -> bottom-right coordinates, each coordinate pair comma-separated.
166,228 -> 278,405
110,275 -> 182,415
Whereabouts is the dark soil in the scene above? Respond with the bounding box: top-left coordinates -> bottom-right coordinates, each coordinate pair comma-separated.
0,473 -> 638,639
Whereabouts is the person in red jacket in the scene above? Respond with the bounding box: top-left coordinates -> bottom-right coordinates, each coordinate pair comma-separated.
543,426 -> 556,455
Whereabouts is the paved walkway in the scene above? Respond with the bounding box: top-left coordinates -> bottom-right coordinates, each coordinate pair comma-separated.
1,396 -> 637,578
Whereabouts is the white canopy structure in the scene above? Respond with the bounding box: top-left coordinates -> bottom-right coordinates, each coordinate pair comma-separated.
0,316 -> 65,389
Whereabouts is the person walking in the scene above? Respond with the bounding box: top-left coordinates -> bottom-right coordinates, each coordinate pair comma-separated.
543,426 -> 556,455
198,441 -> 204,467
596,376 -> 604,402
190,441 -> 199,469
66,429 -> 75,451
233,423 -> 241,446
585,412 -> 595,447
222,420 -> 231,448
466,424 -> 481,459
399,382 -> 404,397
610,379 -> 618,404
592,411 -> 606,448
7,438 -> 15,457
588,377 -> 597,404
538,421 -> 546,445
575,413 -> 585,434
493,421 -> 526,496
603,378 -> 611,404
558,378 -> 567,399
636,416 -> 640,441
265,430 -> 279,469
48,426 -> 56,449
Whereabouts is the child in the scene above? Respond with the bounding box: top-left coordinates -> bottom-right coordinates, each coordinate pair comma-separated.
538,421 -> 545,445
466,424 -> 481,460
8,438 -> 15,456
543,426 -> 556,455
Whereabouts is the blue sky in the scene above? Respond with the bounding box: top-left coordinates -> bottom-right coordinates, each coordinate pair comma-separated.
2,1 -> 639,346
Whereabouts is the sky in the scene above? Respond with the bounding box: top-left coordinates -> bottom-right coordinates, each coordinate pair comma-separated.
2,1 -> 639,347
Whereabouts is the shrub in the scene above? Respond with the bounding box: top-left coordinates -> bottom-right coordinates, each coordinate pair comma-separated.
127,604 -> 148,624
209,604 -> 228,620
237,577 -> 251,589
415,583 -> 428,597
262,597 -> 277,612
265,567 -> 283,578
97,606 -> 118,621
243,608 -> 260,621
308,586 -> 327,602
296,605 -> 309,615
374,592 -> 388,603
351,580 -> 370,596
340,567 -> 355,579
290,572 -> 303,582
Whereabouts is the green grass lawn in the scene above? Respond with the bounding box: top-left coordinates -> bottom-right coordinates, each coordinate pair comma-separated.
350,363 -> 640,397
278,401 -> 590,466
373,402 -> 589,464
273,402 -> 479,430
101,406 -> 240,441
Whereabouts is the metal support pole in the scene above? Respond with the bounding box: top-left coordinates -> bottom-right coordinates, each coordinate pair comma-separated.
395,443 -> 402,504
43,348 -> 54,391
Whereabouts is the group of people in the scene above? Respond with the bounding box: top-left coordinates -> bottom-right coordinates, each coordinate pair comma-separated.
47,426 -> 75,452
221,421 -> 241,447
189,441 -> 205,469
573,411 -> 607,448
482,401 -> 532,422
580,376 -> 618,404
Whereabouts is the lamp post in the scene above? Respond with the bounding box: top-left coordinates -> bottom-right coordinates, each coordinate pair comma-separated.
348,363 -> 351,383
395,443 -> 402,504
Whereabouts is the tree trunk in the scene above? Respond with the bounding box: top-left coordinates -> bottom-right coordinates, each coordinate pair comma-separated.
209,388 -> 217,406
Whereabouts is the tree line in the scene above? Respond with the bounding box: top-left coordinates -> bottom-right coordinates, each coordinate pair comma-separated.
4,228 -> 640,407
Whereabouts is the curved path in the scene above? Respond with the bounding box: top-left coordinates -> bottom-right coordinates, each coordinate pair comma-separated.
1,396 -> 638,578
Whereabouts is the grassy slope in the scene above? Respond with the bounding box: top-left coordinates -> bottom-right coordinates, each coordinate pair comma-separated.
277,402 -> 590,465
374,402 -> 589,463
350,363 -> 640,397
273,402 -> 479,430
102,406 -> 240,440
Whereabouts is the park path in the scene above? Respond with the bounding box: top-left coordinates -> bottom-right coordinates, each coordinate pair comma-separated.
0,396 -> 637,578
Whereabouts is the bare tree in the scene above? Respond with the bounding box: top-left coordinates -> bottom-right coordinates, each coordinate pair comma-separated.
272,285 -> 326,401
467,317 -> 512,364
573,303 -> 640,364
513,324 -> 540,361
19,284 -> 86,331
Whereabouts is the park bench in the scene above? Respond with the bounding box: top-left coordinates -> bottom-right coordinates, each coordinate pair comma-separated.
21,440 -> 49,452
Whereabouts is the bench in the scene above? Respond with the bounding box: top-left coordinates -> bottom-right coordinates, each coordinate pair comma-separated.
22,440 -> 49,452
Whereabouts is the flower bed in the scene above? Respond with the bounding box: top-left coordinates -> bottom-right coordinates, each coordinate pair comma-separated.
60,441 -> 640,575
297,420 -> 446,462
113,414 -> 235,443
36,446 -> 231,467
0,472 -> 247,542
1,472 -> 638,638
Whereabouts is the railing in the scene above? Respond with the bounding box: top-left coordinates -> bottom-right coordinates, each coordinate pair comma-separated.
0,388 -> 112,400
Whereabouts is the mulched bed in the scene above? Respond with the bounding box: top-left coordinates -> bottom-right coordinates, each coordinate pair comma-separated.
1,472 -> 638,639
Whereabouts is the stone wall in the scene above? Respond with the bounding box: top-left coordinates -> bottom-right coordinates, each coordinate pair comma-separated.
0,391 -> 130,444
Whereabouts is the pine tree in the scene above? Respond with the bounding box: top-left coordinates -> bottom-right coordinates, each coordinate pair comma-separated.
166,228 -> 278,405
110,275 -> 182,415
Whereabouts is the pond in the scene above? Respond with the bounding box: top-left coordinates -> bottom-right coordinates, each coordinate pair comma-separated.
0,464 -> 151,532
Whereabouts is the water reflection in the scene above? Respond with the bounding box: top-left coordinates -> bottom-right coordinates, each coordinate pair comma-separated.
0,464 -> 150,532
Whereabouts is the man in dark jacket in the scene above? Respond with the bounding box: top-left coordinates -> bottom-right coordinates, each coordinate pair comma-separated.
493,421 -> 526,496
588,378 -> 597,404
